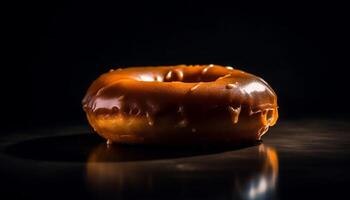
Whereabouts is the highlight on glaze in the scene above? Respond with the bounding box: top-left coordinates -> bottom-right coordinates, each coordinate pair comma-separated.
82,65 -> 278,145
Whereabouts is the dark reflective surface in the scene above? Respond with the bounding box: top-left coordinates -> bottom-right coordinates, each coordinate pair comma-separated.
86,144 -> 278,200
3,134 -> 257,162
0,120 -> 349,200
3,134 -> 103,162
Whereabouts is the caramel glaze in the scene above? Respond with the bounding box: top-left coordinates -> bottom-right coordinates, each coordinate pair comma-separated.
82,65 -> 278,145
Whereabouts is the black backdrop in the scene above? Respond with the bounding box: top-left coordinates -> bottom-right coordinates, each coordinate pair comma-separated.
3,1 -> 349,130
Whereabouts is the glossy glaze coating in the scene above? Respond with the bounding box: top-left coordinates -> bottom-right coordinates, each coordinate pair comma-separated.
82,65 -> 278,145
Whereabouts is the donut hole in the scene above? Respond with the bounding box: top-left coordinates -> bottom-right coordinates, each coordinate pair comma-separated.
180,76 -> 218,83
137,67 -> 232,83
162,72 -> 229,83
140,74 -> 220,83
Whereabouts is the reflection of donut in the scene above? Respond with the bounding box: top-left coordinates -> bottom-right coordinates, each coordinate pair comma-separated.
86,144 -> 279,199
83,65 -> 278,145
243,145 -> 279,199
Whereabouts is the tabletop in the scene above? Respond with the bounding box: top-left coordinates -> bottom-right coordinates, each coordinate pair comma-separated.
0,119 -> 349,200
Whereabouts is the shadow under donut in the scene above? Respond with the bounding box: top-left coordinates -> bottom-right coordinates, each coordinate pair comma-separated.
2,133 -> 259,162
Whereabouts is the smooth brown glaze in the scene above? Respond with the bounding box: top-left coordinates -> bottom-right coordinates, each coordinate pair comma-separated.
82,65 -> 278,145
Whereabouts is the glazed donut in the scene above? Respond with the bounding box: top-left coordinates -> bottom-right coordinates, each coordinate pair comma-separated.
82,65 -> 278,145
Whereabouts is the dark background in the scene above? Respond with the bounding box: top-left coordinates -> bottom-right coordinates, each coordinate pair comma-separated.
1,2 -> 350,200
3,1 -> 349,131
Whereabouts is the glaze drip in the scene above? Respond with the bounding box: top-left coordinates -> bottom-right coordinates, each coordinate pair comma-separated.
228,106 -> 242,124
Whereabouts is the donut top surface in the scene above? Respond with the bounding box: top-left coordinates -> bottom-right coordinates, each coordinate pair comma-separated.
83,65 -> 278,127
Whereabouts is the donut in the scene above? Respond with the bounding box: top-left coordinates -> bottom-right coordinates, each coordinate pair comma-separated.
82,65 -> 278,145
